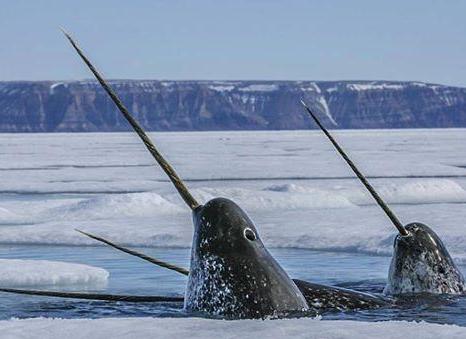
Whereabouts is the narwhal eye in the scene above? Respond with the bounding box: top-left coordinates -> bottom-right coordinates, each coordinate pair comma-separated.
243,228 -> 257,241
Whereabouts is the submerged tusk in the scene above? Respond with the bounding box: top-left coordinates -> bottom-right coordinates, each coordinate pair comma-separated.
61,29 -> 199,210
300,100 -> 408,236
0,288 -> 184,302
76,229 -> 189,276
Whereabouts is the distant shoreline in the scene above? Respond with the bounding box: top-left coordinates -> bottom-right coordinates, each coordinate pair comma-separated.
1,80 -> 466,132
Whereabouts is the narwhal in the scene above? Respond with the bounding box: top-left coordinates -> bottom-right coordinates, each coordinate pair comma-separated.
1,197 -> 311,319
0,31 -> 388,316
74,229 -> 387,313
300,100 -> 466,295
0,31 -> 310,320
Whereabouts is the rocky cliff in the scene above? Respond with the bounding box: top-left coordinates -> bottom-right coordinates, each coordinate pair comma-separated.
0,80 -> 465,132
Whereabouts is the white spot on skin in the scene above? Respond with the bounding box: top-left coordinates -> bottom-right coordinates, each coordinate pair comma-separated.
185,255 -> 244,317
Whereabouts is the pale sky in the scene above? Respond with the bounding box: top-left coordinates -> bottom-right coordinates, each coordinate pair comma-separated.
1,0 -> 466,87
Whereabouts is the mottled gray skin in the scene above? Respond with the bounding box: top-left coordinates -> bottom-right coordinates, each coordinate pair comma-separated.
385,222 -> 466,295
293,279 -> 388,312
184,197 -> 309,319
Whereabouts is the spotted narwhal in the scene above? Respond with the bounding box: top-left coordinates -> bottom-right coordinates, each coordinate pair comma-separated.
77,229 -> 388,313
300,100 -> 465,296
0,31 -> 388,317
0,30 -> 310,320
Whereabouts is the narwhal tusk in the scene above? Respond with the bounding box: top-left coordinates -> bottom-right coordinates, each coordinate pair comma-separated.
61,29 -> 199,210
300,99 -> 408,236
76,229 -> 189,276
0,288 -> 184,302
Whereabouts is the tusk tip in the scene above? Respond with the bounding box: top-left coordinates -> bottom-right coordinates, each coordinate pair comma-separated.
59,27 -> 71,38
75,228 -> 88,236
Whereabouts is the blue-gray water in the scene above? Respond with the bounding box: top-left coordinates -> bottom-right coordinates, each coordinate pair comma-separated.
1,245 -> 466,326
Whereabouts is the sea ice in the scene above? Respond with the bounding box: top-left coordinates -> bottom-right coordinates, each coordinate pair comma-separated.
0,259 -> 108,288
0,130 -> 466,261
0,317 -> 464,339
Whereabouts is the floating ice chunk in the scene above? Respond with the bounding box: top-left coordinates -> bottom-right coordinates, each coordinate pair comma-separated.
0,259 -> 108,288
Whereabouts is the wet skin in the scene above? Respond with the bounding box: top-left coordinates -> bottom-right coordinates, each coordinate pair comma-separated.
293,279 -> 388,312
0,32 -> 395,318
185,198 -> 309,319
385,223 -> 466,295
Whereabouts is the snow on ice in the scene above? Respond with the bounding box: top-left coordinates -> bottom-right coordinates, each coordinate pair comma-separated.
0,259 -> 108,288
0,130 -> 466,259
0,317 -> 465,339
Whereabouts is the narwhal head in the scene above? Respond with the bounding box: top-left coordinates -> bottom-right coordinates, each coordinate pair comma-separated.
300,100 -> 466,296
385,222 -> 465,295
63,31 -> 308,319
185,197 -> 308,318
